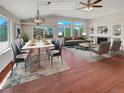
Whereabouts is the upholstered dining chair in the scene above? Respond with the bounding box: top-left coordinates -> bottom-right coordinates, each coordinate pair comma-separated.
110,40 -> 122,53
51,38 -> 57,45
49,39 -> 63,67
15,39 -> 29,54
17,38 -> 28,51
11,42 -> 29,75
20,39 -> 25,47
48,38 -> 57,50
90,41 -> 111,56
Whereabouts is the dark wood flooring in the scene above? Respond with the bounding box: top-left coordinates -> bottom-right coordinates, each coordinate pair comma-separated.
0,62 -> 12,83
1,48 -> 124,93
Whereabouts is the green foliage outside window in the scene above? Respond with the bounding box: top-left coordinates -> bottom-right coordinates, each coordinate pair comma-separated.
73,27 -> 78,36
80,27 -> 84,36
0,17 -> 8,42
64,27 -> 71,37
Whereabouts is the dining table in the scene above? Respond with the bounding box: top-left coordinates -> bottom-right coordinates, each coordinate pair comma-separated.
22,39 -> 54,69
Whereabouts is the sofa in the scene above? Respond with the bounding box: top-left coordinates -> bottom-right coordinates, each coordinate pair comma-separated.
64,36 -> 89,46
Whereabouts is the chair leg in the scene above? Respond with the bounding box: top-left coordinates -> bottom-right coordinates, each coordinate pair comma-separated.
50,56 -> 53,67
27,55 -> 30,65
24,60 -> 27,73
60,55 -> 63,64
11,62 -> 14,76
90,50 -> 92,56
48,53 -> 50,61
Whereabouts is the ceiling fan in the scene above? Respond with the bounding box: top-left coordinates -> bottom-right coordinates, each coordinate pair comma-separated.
75,0 -> 103,11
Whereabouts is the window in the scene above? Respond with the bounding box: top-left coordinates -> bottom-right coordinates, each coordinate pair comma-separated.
58,21 -> 84,37
0,16 -> 9,53
45,27 -> 53,38
33,27 -> 53,39
73,22 -> 82,26
58,21 -> 72,25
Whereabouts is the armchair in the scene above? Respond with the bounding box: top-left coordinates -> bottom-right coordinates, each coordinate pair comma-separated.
90,42 -> 111,56
110,40 -> 122,53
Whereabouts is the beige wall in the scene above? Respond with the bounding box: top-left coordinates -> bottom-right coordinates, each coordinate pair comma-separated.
88,11 -> 124,46
22,16 -> 89,39
0,5 -> 21,72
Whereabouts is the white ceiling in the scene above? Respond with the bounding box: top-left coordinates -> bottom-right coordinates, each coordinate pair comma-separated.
0,0 -> 124,20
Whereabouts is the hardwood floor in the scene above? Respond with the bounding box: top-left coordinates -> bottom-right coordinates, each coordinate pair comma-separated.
0,62 -> 12,83
1,48 -> 124,93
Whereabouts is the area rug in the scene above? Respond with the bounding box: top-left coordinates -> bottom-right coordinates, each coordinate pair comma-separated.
66,47 -> 121,62
3,54 -> 70,89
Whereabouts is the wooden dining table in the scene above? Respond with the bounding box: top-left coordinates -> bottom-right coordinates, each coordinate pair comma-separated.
22,39 -> 54,69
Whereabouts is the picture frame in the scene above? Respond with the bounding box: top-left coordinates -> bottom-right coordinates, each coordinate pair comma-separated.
97,26 -> 108,34
113,24 -> 121,36
15,24 -> 21,38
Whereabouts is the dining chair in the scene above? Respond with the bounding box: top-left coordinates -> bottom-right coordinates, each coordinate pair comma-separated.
48,39 -> 57,51
15,39 -> 29,53
90,41 -> 111,56
11,42 -> 29,75
51,38 -> 56,45
49,39 -> 63,67
20,38 -> 25,47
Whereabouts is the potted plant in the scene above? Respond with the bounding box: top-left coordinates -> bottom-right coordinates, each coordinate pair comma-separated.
22,32 -> 29,42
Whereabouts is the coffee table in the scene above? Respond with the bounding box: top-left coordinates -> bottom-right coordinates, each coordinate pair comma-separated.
79,43 -> 91,50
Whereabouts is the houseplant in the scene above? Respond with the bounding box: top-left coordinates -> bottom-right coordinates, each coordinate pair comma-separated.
22,32 -> 29,42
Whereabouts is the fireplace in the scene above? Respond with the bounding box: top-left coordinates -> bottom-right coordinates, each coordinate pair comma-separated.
97,37 -> 108,44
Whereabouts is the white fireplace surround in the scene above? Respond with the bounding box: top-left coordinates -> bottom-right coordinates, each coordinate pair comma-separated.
96,37 -> 111,44
91,35 -> 112,44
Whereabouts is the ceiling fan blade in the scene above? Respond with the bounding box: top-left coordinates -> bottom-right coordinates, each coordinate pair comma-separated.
88,0 -> 91,3
93,0 -> 102,4
92,5 -> 103,7
75,7 -> 84,10
80,2 -> 86,5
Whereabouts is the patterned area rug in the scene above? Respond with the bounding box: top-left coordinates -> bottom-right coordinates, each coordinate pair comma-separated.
66,47 -> 122,62
3,54 -> 70,89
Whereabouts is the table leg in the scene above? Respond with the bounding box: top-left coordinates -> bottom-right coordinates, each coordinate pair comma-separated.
37,48 -> 46,70
38,48 -> 41,67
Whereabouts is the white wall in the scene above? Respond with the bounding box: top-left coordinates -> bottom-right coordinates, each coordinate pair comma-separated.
0,5 -> 21,72
88,11 -> 124,46
22,16 -> 89,39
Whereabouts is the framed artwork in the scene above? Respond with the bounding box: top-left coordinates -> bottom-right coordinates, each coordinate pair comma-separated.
90,27 -> 94,34
97,26 -> 108,34
113,25 -> 121,36
15,24 -> 21,38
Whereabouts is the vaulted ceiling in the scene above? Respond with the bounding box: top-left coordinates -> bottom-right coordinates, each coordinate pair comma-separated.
0,0 -> 124,20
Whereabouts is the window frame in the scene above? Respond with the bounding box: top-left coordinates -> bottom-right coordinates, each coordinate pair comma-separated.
0,14 -> 10,54
58,20 -> 85,37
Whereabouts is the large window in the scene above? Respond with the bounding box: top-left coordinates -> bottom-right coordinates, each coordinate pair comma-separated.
58,21 -> 84,37
45,27 -> 53,38
33,27 -> 53,39
0,16 -> 9,53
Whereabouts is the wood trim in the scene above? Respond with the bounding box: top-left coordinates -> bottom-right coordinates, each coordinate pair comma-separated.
0,61 -> 12,83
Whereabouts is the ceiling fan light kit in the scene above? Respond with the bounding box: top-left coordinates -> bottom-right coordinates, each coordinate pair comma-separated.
76,0 -> 103,12
84,7 -> 93,12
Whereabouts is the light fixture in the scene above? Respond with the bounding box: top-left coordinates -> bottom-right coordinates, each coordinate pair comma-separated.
84,7 -> 93,12
82,32 -> 86,35
58,32 -> 63,36
33,4 -> 45,25
58,32 -> 63,38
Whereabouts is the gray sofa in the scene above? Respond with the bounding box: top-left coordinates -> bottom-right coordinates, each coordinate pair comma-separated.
64,37 -> 88,46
